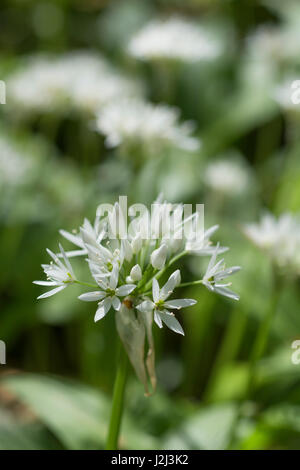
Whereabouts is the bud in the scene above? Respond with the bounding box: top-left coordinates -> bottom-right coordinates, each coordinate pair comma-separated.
151,244 -> 167,270
130,264 -> 142,282
122,239 -> 133,262
172,269 -> 181,287
132,233 -> 142,254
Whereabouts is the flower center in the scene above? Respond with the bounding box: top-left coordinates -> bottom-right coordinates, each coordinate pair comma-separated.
106,288 -> 115,297
155,299 -> 164,310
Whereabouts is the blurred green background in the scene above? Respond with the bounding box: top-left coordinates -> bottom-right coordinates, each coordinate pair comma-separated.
1,0 -> 300,450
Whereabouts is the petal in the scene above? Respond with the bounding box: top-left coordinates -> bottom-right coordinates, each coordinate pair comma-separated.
164,298 -> 197,309
59,243 -> 75,277
116,284 -> 136,296
33,280 -> 57,286
215,286 -> 240,301
152,278 -> 160,303
160,311 -> 184,336
37,285 -> 66,299
59,229 -> 84,248
160,269 -> 181,300
46,248 -> 66,271
154,310 -> 163,328
214,266 -> 241,280
112,296 -> 121,311
94,297 -> 111,322
78,291 -> 105,302
109,263 -> 119,290
206,243 -> 220,275
137,300 -> 155,313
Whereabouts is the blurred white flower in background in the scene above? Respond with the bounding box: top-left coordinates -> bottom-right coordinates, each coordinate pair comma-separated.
128,16 -> 221,63
246,25 -> 300,65
273,78 -> 300,110
243,212 -> 300,275
8,52 -> 141,115
204,158 -> 250,196
95,98 -> 200,152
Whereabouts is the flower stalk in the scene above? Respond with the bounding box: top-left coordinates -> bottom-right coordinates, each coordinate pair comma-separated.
106,344 -> 128,450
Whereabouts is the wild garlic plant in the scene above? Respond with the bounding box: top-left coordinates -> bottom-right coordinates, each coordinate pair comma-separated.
34,196 -> 240,449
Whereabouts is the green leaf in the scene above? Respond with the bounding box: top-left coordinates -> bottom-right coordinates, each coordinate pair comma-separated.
164,403 -> 237,450
0,407 -> 60,450
1,373 -> 158,450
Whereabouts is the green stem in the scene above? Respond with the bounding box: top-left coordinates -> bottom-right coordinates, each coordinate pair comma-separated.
177,280 -> 203,288
227,269 -> 281,448
246,280 -> 280,397
74,280 -> 98,289
204,305 -> 248,402
105,345 -> 128,450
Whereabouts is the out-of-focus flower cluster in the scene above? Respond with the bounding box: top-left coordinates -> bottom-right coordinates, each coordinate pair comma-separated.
243,212 -> 300,276
8,52 -> 140,115
128,17 -> 221,63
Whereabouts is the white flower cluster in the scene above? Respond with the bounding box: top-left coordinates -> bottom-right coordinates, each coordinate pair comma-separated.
34,198 -> 240,392
204,158 -> 250,196
246,25 -> 300,65
128,17 -> 220,63
35,197 -> 240,327
8,52 -> 139,115
243,212 -> 300,275
95,98 -> 200,152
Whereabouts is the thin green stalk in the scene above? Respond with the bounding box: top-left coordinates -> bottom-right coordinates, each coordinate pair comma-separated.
204,305 -> 248,402
228,269 -> 281,448
246,276 -> 281,396
105,345 -> 128,450
74,280 -> 98,289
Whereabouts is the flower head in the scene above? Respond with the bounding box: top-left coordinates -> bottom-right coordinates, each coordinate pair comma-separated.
95,98 -> 200,153
243,212 -> 300,275
34,197 -> 240,393
8,52 -> 141,116
202,244 -> 241,301
204,158 -> 250,196
128,17 -> 220,63
33,244 -> 76,299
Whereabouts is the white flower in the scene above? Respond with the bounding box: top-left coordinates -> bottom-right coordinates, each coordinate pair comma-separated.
33,244 -> 76,299
202,245 -> 241,301
151,244 -> 168,270
273,78 -> 300,111
243,212 -> 300,274
78,264 -> 136,322
185,225 -> 227,256
69,69 -> 140,114
95,98 -> 200,152
8,52 -> 141,115
246,25 -> 300,65
137,270 -> 196,335
128,17 -> 220,63
204,158 -> 250,196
